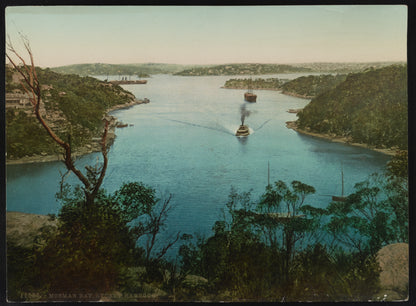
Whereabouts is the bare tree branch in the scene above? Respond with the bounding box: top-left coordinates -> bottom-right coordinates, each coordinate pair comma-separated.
156,232 -> 181,260
6,35 -> 109,206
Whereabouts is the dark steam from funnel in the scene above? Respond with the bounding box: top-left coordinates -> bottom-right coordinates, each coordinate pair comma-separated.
240,104 -> 251,125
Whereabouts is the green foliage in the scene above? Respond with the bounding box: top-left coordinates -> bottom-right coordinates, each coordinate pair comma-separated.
325,171 -> 408,255
178,181 -> 385,301
291,245 -> 380,301
112,182 -> 157,221
297,65 -> 408,149
179,234 -> 204,276
290,62 -> 404,73
51,63 -> 191,76
9,171 -> 407,301
255,181 -> 319,250
7,181 -> 177,299
224,77 -> 287,90
386,150 -> 408,180
6,66 -> 21,91
281,74 -> 347,98
6,241 -> 39,301
35,192 -> 136,294
50,62 -> 404,76
6,109 -> 60,158
384,151 -> 409,242
331,250 -> 381,300
36,67 -> 132,117
6,66 -> 135,158
175,63 -> 311,76
8,150 -> 407,302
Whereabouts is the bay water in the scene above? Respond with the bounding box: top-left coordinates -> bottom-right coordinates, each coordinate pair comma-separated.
6,74 -> 390,254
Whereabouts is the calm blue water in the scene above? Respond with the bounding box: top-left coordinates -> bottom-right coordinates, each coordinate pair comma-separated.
6,74 -> 390,254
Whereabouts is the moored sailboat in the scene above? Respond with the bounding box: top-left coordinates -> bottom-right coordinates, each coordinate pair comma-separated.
332,164 -> 347,202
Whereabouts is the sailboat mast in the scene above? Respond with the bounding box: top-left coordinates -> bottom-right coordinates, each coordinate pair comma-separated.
341,163 -> 344,197
268,161 -> 270,186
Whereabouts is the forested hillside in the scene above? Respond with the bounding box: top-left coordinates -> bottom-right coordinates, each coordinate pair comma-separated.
281,74 -> 347,98
223,75 -> 347,99
290,62 -> 404,73
175,63 -> 311,76
223,78 -> 287,90
6,66 -> 135,159
51,62 -> 404,77
51,63 -> 193,76
296,65 -> 407,149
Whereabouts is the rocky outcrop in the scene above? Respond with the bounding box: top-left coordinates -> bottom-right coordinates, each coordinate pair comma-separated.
6,211 -> 58,248
375,243 -> 409,301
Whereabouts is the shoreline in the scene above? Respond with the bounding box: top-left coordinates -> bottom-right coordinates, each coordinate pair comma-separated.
280,91 -> 313,99
6,99 -> 149,166
223,85 -> 396,155
221,86 -> 281,91
285,121 -> 397,156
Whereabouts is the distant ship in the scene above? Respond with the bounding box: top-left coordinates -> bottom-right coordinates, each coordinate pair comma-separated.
110,80 -> 147,85
244,78 -> 257,102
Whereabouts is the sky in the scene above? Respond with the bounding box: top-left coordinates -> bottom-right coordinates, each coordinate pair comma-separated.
5,5 -> 408,68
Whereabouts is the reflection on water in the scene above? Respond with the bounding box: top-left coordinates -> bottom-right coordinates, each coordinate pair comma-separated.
237,136 -> 249,146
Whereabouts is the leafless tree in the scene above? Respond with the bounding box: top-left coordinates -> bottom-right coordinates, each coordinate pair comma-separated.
6,36 -> 109,207
144,194 -> 180,261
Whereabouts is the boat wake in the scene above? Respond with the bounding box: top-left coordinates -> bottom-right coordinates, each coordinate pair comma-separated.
254,119 -> 273,131
156,116 -> 271,137
159,117 -> 235,136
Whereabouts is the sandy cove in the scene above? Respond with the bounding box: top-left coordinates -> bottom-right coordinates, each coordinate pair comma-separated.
285,120 -> 397,156
6,99 -> 149,165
